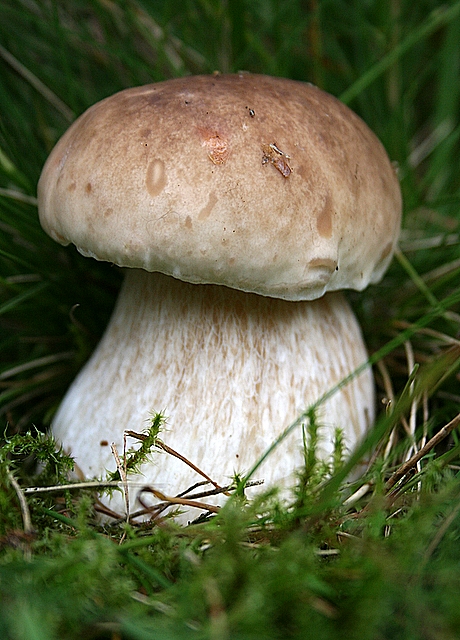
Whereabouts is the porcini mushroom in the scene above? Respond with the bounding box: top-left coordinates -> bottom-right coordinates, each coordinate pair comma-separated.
37,73 -> 401,516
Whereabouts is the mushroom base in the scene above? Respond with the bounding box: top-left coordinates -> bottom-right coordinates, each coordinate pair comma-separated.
52,269 -> 375,520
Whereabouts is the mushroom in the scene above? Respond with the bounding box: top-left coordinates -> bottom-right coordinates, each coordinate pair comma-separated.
37,73 -> 401,517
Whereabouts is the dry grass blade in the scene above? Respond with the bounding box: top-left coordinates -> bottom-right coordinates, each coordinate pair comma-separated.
23,481 -> 128,494
111,442 -> 130,523
0,352 -> 74,380
139,486 -> 221,514
125,429 -> 224,491
385,412 -> 460,492
0,189 -> 38,206
7,470 -> 32,535
0,43 -> 74,122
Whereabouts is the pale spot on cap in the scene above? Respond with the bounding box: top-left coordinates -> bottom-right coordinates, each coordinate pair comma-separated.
316,192 -> 333,238
198,192 -> 218,221
145,158 -> 166,197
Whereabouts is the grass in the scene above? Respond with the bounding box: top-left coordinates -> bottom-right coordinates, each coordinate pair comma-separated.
1,0 -> 460,638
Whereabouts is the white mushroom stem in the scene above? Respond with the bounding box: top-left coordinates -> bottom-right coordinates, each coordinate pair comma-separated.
52,269 -> 374,513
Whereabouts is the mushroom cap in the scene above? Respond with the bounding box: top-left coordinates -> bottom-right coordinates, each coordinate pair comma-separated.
38,73 -> 402,301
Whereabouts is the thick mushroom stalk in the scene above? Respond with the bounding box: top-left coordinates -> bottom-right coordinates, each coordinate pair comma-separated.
52,268 -> 374,511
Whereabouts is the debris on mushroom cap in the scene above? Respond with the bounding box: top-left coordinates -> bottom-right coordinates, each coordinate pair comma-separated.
261,142 -> 292,178
37,73 -> 402,301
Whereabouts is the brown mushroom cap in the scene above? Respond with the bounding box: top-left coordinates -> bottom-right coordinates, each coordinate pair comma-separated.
37,73 -> 402,301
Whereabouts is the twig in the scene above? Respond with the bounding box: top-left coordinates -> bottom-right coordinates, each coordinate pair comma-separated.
158,440 -> 225,491
7,470 -> 33,534
94,500 -> 127,520
139,487 -> 221,514
111,442 -> 130,523
385,412 -> 460,492
183,479 -> 264,501
24,480 -> 130,494
124,479 -> 265,522
125,429 -> 224,491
